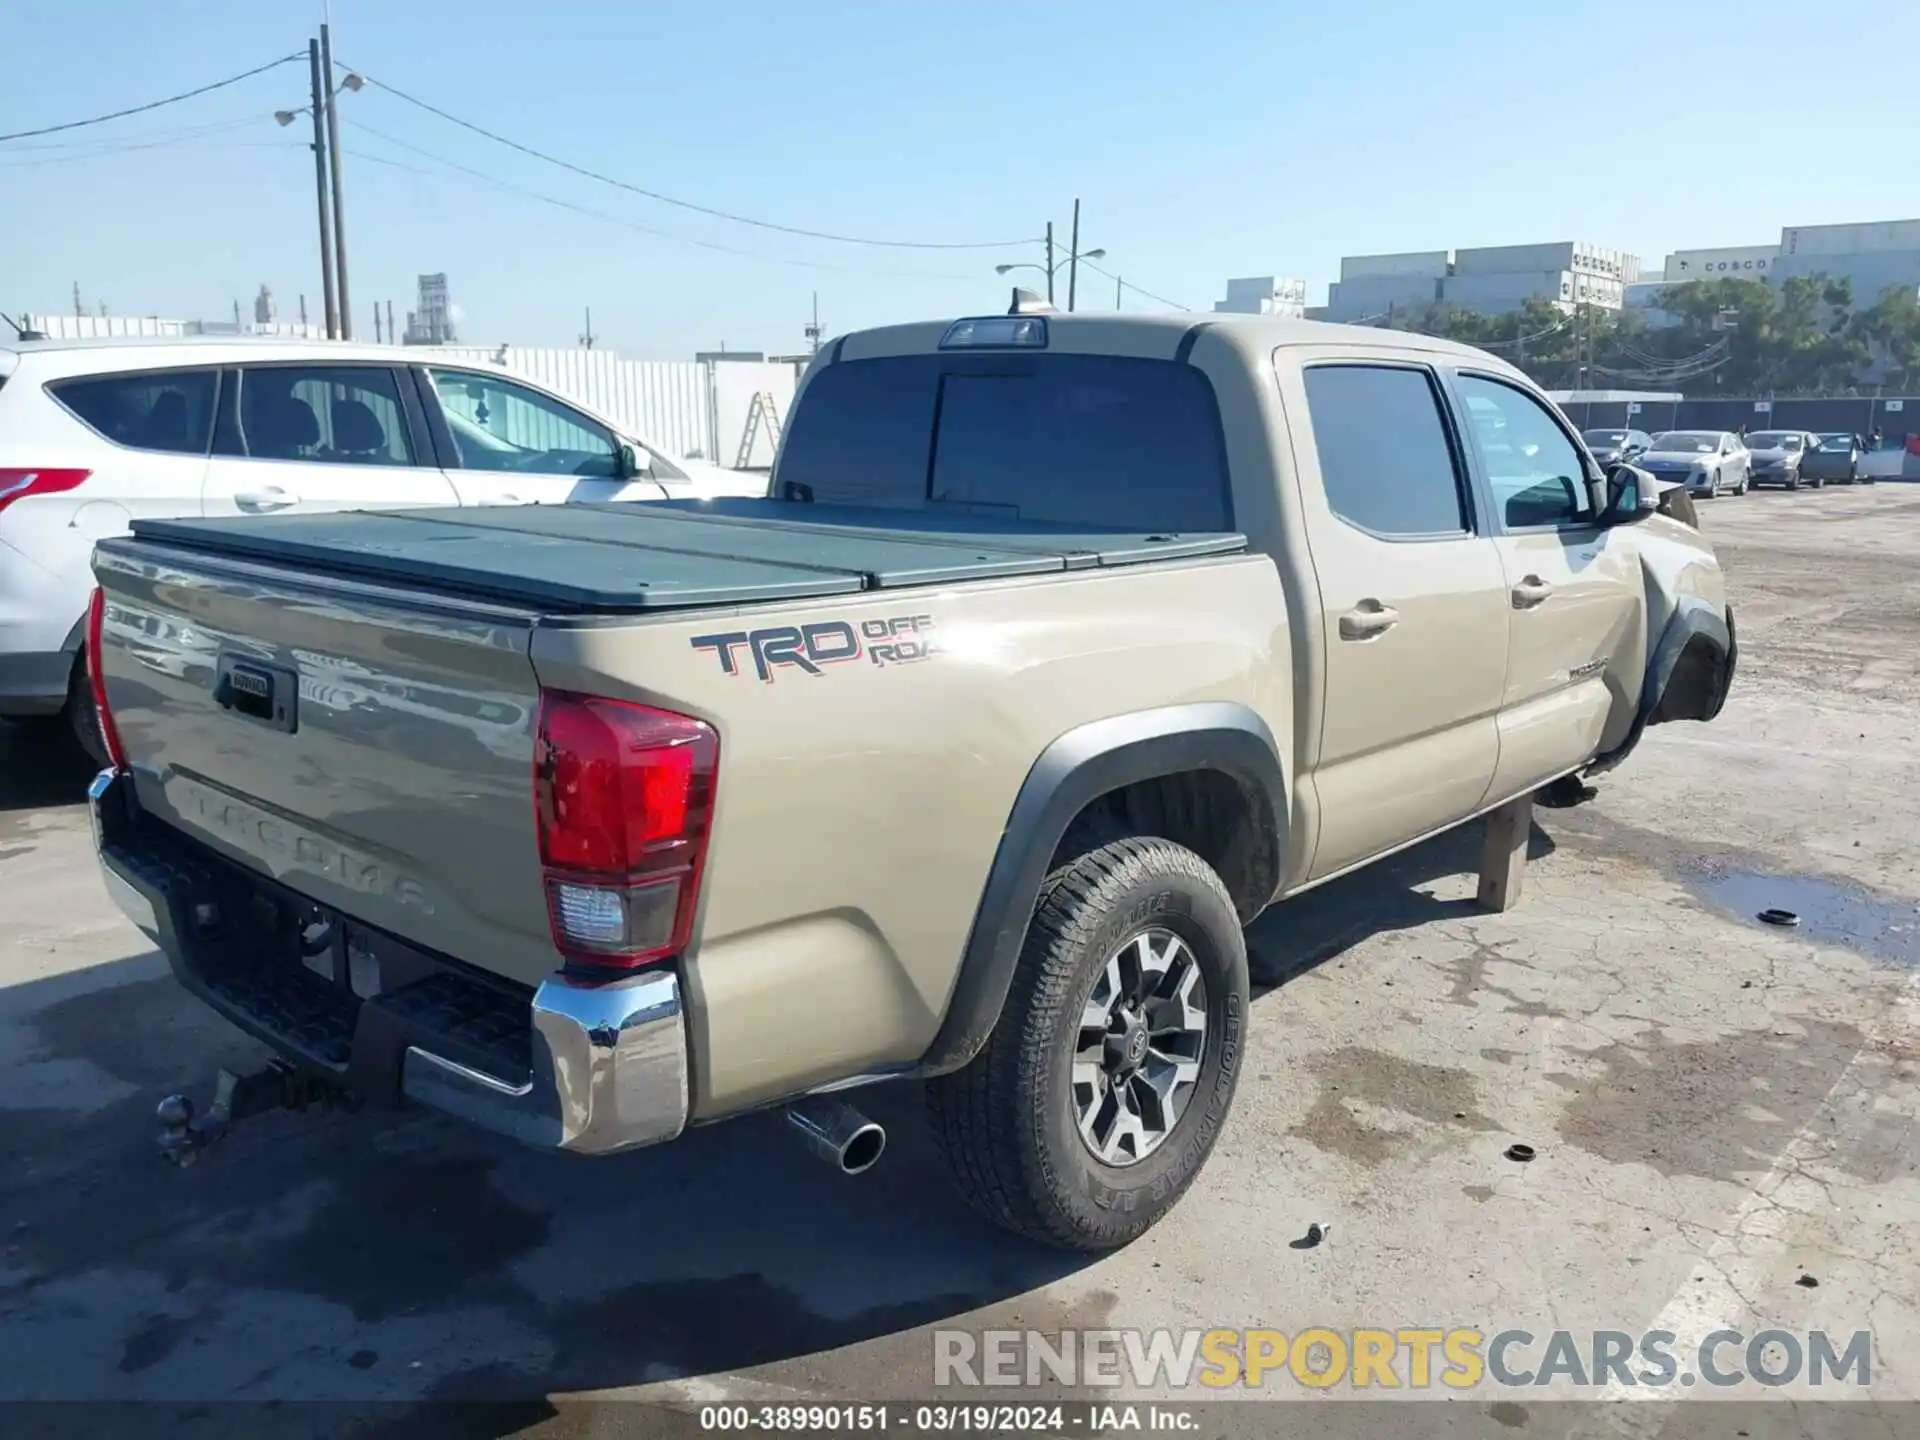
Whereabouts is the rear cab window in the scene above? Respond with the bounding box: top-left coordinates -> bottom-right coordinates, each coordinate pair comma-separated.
47,368 -> 218,455
776,352 -> 1233,532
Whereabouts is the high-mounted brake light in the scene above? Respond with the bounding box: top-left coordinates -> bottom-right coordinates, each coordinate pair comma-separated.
939,315 -> 1048,350
0,467 -> 90,517
534,692 -> 718,970
86,586 -> 129,771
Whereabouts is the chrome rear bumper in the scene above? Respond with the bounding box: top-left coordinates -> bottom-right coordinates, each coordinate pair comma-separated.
90,768 -> 689,1156
402,968 -> 688,1154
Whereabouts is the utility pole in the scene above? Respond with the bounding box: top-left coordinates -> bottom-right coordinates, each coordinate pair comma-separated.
1045,222 -> 1055,305
1067,200 -> 1081,313
580,307 -> 596,348
320,23 -> 352,338
386,300 -> 396,344
298,294 -> 308,326
1115,275 -> 1123,311
307,40 -> 338,339
373,305 -> 383,343
805,292 -> 823,353
72,282 -> 83,318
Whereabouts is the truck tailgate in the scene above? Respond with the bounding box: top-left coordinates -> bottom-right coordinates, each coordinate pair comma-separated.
92,541 -> 556,986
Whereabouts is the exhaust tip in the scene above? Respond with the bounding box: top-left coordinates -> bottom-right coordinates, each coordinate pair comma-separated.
839,1122 -> 886,1175
786,1096 -> 887,1176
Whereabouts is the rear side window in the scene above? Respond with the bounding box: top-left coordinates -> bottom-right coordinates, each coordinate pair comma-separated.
778,354 -> 1232,531
1302,365 -> 1468,537
48,368 -> 217,455
238,364 -> 416,466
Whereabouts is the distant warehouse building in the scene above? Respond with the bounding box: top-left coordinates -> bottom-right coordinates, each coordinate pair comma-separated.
1211,276 -> 1308,318
1316,241 -> 1639,322
1771,219 -> 1920,302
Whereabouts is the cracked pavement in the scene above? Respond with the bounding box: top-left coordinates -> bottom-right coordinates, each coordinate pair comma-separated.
1,483 -> 1916,1434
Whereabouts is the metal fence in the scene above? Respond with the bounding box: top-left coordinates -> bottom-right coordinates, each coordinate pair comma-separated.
1560,394 -> 1920,445
430,347 -> 796,467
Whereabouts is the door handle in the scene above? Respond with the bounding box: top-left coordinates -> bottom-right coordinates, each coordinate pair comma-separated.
1338,600 -> 1401,640
1511,575 -> 1555,609
233,487 -> 298,513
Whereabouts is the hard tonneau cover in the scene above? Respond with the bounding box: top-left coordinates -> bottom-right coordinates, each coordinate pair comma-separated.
129,499 -> 1248,613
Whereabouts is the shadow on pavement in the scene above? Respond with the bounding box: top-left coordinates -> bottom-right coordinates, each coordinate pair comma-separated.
0,952 -> 1093,1422
1246,817 -> 1556,989
0,719 -> 95,813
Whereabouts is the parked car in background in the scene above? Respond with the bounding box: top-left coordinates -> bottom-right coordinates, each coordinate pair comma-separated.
1638,430 -> 1750,498
1580,428 -> 1654,467
1744,430 -> 1823,490
0,336 -> 766,757
1802,432 -> 1871,485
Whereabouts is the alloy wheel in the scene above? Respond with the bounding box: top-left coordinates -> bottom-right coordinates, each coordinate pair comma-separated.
1072,928 -> 1209,1167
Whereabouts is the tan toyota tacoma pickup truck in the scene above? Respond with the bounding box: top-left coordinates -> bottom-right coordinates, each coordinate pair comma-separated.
86,308 -> 1734,1250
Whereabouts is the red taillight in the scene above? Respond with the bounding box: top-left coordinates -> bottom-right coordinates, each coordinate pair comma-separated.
0,467 -> 90,517
86,586 -> 129,770
534,692 -> 718,970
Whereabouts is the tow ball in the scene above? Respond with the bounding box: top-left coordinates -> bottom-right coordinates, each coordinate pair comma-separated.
156,1059 -> 356,1167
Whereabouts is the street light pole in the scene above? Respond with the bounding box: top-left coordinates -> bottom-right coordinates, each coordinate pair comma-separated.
1045,221 -> 1055,305
320,23 -> 352,339
1115,275 -> 1122,311
306,40 -> 338,339
1067,199 -> 1081,312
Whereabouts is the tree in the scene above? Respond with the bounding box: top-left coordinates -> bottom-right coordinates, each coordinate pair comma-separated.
1850,285 -> 1920,392
1372,273 -> 1915,396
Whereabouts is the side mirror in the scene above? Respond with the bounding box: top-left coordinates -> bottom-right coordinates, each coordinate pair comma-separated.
1602,462 -> 1660,524
617,442 -> 651,479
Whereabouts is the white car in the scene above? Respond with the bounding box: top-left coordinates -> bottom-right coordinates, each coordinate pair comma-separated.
0,336 -> 767,754
1637,430 -> 1751,498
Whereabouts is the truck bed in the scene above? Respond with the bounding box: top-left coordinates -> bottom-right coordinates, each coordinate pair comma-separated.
129,499 -> 1248,613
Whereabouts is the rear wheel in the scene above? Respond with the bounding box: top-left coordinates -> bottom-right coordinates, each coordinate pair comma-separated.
65,650 -> 108,768
925,835 -> 1248,1250
1736,468 -> 1750,495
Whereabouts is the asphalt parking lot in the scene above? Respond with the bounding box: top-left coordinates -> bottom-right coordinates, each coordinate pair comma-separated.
2,483 -> 1917,1437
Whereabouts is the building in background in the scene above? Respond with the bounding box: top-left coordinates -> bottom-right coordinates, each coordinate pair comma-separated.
1770,219 -> 1920,305
1316,242 -> 1639,322
1663,245 -> 1778,281
1211,276 -> 1307,318
403,273 -> 456,346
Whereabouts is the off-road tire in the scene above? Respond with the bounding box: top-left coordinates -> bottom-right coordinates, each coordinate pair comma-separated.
65,650 -> 108,768
924,836 -> 1247,1251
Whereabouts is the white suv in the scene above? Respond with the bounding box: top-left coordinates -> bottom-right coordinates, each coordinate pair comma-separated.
0,336 -> 764,755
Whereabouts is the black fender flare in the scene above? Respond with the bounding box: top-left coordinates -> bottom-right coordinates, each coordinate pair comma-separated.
1589,600 -> 1735,775
917,701 -> 1286,1076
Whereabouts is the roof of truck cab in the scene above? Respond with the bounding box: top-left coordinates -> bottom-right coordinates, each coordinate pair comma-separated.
831,310 -> 1520,369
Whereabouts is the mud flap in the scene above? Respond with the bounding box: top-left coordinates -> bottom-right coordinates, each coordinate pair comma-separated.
1587,602 -> 1735,775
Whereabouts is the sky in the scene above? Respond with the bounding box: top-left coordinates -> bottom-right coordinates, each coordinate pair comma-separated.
4,0 -> 1918,360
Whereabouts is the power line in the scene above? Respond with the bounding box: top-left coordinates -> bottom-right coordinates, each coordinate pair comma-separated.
0,54 -> 304,143
0,111 -> 279,151
1078,259 -> 1188,311
346,123 -> 980,281
349,68 -> 1037,253
0,117 -> 282,167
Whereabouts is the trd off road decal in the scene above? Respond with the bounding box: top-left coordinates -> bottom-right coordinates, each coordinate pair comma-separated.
690,614 -> 939,681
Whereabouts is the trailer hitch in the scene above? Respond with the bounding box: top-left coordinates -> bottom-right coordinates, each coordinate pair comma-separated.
156,1059 -> 356,1167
